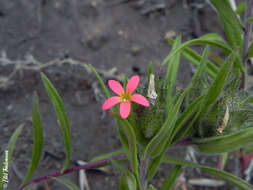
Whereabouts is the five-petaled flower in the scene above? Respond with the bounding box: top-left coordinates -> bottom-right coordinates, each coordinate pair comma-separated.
102,75 -> 150,119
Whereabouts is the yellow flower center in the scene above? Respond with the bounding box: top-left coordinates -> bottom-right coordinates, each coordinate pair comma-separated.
120,92 -> 131,102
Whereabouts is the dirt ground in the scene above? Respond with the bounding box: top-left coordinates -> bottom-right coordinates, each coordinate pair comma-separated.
0,0 -> 246,189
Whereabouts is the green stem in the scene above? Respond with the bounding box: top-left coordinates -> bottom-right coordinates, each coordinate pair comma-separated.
140,159 -> 148,190
241,0 -> 253,89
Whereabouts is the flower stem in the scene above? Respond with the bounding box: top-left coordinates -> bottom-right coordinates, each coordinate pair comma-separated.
241,0 -> 253,89
18,153 -> 126,190
140,159 -> 148,190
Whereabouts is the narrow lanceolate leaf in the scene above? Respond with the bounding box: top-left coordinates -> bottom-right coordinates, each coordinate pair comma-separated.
247,42 -> 253,58
112,159 -> 137,190
22,95 -> 44,185
190,46 -> 209,82
41,73 -> 72,171
200,53 -> 235,115
193,127 -> 253,154
162,33 -> 230,66
172,96 -> 204,143
54,177 -> 81,190
163,156 -> 253,189
210,0 -> 243,48
220,153 -> 228,170
235,1 -> 246,15
90,149 -> 124,162
165,37 -> 219,75
165,36 -> 181,87
119,173 -> 137,190
171,47 -> 209,140
160,91 -> 201,174
120,175 -> 130,190
147,152 -> 165,180
165,36 -> 181,114
117,119 -> 139,179
147,61 -> 153,83
248,17 -> 253,23
122,74 -> 128,89
180,45 -> 217,79
161,165 -> 182,190
0,125 -> 23,190
117,120 -> 130,157
209,51 -> 225,66
144,89 -> 188,158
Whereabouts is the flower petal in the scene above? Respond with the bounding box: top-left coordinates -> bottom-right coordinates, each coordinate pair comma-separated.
131,94 -> 150,107
126,75 -> 139,94
102,96 -> 120,110
120,101 -> 131,119
108,80 -> 124,95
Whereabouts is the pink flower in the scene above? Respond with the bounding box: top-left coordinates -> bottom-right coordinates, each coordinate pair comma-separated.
102,75 -> 150,119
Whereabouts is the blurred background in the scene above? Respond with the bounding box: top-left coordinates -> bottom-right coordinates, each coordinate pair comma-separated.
0,0 -> 235,189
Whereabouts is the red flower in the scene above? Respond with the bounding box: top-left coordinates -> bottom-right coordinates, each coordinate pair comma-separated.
102,75 -> 150,119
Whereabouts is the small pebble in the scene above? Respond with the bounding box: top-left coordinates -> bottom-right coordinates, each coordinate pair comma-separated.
130,46 -> 141,56
164,31 -> 176,42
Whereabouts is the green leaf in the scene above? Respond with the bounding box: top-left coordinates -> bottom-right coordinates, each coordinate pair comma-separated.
172,96 -> 204,143
200,53 -> 235,115
54,177 -> 81,190
90,149 -> 124,162
248,16 -> 253,23
180,45 -> 217,79
111,159 -> 129,174
165,36 -> 181,114
88,64 -> 110,98
113,117 -> 141,190
163,156 -> 253,189
117,119 -> 139,180
209,51 -> 225,66
242,94 -> 253,104
247,42 -> 253,58
151,95 -> 203,180
148,184 -> 157,190
122,75 -> 128,89
41,73 -> 72,171
236,2 -> 246,15
124,173 -> 137,190
210,0 -> 243,48
119,173 -> 137,190
117,121 -> 130,157
147,61 -> 153,83
191,46 -> 209,82
162,33 -> 230,66
144,88 -> 188,158
167,38 -> 218,78
22,95 -> 44,185
112,159 -> 137,190
0,125 -> 23,190
120,176 -> 130,190
7,126 -> 23,164
165,36 -> 181,87
220,153 -> 228,170
193,127 -> 253,154
161,165 -> 182,190
171,47 -> 208,141
146,154 -> 164,180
